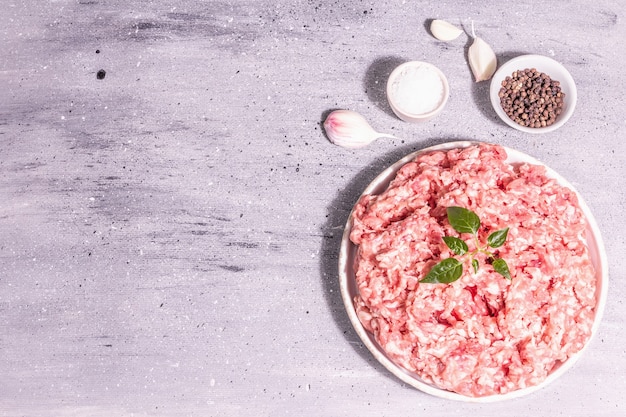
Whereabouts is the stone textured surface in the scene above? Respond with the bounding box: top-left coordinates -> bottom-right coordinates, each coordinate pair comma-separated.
1,1 -> 624,416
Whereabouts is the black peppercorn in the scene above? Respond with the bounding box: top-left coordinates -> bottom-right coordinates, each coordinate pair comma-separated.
499,68 -> 564,128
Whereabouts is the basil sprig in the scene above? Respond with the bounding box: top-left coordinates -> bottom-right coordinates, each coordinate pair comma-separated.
420,206 -> 511,284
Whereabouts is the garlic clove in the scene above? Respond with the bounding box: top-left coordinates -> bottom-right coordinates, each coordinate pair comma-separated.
468,36 -> 497,82
323,110 -> 396,149
430,19 -> 463,42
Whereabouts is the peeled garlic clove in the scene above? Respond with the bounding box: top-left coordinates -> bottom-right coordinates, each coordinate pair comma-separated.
430,19 -> 463,42
468,36 -> 497,82
323,110 -> 396,149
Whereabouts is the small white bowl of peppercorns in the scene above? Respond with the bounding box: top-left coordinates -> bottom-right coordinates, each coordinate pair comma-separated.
489,54 -> 577,133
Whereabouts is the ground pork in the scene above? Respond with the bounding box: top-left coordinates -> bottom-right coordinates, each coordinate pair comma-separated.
350,143 -> 596,397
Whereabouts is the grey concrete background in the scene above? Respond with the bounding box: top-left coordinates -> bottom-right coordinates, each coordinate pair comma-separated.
1,1 -> 624,416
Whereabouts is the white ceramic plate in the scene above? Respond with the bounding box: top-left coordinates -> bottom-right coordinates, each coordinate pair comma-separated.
338,141 -> 608,402
489,55 -> 577,134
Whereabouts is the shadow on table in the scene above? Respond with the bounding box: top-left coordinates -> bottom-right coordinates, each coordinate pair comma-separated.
363,55 -> 407,118
317,134 -> 454,379
467,48 -> 530,125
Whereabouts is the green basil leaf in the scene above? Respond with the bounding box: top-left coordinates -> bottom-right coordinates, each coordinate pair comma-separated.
443,236 -> 468,256
492,258 -> 511,280
472,258 -> 479,274
447,206 -> 480,235
487,227 -> 509,248
420,258 -> 463,284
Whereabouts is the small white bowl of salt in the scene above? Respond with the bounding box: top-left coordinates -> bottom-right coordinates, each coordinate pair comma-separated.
386,61 -> 449,123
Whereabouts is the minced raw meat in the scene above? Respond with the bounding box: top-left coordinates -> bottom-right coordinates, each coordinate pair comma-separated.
350,143 -> 597,397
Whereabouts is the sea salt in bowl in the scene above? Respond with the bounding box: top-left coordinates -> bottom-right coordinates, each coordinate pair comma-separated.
338,141 -> 608,402
386,61 -> 449,123
489,55 -> 577,133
